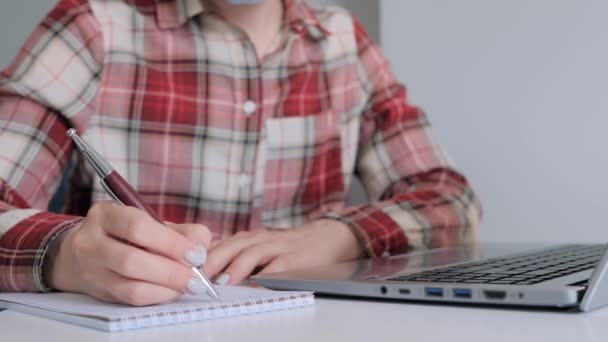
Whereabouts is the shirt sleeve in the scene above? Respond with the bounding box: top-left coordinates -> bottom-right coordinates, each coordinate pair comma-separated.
0,0 -> 103,292
322,18 -> 482,257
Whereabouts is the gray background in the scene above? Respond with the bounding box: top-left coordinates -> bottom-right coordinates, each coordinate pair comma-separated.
2,1 -> 605,244
382,1 -> 607,244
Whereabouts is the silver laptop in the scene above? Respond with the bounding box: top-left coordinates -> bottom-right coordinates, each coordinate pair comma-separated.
252,243 -> 608,311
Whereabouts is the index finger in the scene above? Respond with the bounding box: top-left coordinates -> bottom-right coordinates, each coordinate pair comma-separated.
99,203 -> 207,267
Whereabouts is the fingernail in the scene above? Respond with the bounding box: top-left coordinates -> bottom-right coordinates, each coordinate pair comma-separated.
184,245 -> 207,267
186,277 -> 207,295
215,273 -> 230,285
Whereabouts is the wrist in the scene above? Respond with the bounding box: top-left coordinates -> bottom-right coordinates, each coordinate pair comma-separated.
42,221 -> 81,291
316,219 -> 365,261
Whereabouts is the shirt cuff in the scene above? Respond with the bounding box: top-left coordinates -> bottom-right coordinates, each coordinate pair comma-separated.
0,212 -> 83,292
321,204 -> 409,258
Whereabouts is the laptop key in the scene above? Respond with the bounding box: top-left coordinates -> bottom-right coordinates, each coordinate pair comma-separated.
524,269 -> 556,276
544,266 -> 570,270
477,274 -> 513,279
499,276 -> 528,281
502,269 -> 529,274
479,268 -> 512,274
458,266 -> 492,273
443,277 -> 471,282
462,280 -> 487,283
474,276 -> 502,280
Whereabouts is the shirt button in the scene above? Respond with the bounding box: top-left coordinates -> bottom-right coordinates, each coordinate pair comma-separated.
238,174 -> 251,188
243,100 -> 257,116
292,21 -> 305,33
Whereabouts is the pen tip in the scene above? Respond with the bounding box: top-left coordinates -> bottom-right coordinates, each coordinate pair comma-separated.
66,128 -> 77,138
207,289 -> 220,300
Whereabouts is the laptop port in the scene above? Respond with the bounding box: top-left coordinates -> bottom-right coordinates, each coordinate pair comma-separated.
452,288 -> 472,299
398,288 -> 411,295
425,287 -> 444,297
483,290 -> 506,300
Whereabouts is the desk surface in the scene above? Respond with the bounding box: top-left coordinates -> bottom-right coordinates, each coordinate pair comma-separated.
2,296 -> 608,342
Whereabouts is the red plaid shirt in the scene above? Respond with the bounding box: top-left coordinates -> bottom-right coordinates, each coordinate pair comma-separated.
0,0 -> 481,292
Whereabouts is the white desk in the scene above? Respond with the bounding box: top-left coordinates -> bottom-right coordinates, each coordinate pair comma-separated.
2,297 -> 608,342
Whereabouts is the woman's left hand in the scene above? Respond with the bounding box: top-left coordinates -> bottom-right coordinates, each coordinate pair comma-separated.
203,219 -> 365,285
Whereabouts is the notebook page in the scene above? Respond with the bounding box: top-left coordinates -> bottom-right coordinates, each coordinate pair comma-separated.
0,286 -> 313,321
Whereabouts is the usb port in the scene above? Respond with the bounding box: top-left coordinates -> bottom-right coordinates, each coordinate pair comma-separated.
452,288 -> 472,299
425,287 -> 444,297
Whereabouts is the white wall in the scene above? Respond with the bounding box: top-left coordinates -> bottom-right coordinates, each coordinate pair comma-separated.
382,1 -> 608,243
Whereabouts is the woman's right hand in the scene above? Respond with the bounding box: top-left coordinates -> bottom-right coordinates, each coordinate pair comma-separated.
44,201 -> 212,306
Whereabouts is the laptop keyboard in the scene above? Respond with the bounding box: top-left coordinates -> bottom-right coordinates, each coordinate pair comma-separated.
387,244 -> 606,285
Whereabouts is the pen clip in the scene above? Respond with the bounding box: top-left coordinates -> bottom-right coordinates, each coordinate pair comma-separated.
100,179 -> 123,205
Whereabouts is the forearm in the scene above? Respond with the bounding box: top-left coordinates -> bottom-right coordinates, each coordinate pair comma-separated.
1,178 -> 80,292
0,101 -> 79,292
0,199 -> 82,292
41,224 -> 73,291
323,168 -> 482,257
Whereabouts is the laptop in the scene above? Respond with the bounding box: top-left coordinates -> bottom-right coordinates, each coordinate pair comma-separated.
252,243 -> 608,311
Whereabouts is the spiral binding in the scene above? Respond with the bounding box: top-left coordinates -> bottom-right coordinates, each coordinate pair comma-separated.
114,293 -> 315,331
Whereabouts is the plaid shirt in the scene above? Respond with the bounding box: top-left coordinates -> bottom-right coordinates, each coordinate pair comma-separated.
0,0 -> 481,292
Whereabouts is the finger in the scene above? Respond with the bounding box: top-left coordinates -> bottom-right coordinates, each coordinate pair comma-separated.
219,242 -> 286,285
203,231 -> 269,277
81,268 -> 122,304
259,255 -> 298,276
94,203 -> 207,267
104,268 -> 182,306
99,234 -> 206,295
165,222 -> 212,248
210,239 -> 222,250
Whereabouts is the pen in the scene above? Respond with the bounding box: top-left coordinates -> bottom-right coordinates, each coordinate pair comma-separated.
66,128 -> 220,300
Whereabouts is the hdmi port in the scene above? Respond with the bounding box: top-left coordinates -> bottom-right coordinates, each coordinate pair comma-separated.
483,290 -> 506,300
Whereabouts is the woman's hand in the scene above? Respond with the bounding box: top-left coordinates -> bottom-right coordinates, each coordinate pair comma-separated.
44,202 -> 212,306
203,219 -> 365,285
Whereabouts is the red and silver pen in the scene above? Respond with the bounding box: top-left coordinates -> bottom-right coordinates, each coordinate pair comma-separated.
67,128 -> 220,300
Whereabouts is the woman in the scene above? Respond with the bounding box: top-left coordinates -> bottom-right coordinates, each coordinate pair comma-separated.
0,0 -> 481,305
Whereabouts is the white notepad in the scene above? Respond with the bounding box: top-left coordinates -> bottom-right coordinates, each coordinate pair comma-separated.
0,286 -> 314,332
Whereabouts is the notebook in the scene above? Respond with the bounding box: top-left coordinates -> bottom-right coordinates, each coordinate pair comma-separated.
0,286 -> 314,332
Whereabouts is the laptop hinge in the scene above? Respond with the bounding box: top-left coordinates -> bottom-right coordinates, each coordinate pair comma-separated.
580,245 -> 608,311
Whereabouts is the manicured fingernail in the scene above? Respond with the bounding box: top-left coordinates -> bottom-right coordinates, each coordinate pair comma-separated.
215,273 -> 230,285
186,277 -> 207,295
184,245 -> 207,267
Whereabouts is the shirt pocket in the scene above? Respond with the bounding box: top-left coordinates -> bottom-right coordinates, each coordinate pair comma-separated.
262,110 -> 345,224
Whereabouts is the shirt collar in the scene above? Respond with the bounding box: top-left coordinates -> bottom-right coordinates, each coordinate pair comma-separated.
155,0 -> 203,29
283,0 -> 331,40
154,0 -> 330,40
